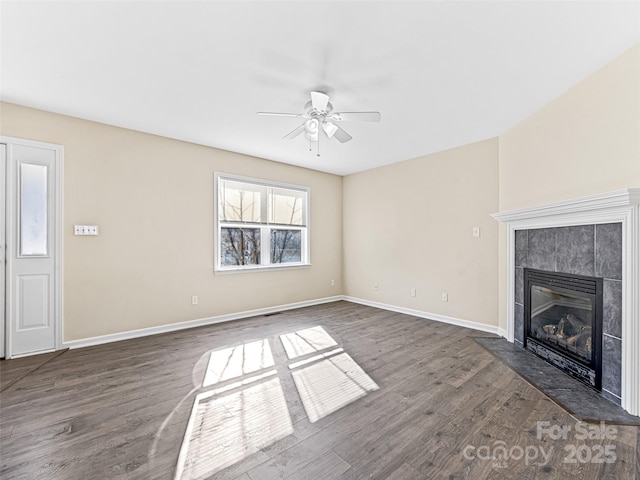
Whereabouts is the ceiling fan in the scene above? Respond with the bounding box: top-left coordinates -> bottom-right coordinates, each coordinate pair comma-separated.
257,91 -> 381,155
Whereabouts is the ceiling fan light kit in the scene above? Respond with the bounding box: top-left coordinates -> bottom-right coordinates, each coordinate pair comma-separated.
322,121 -> 338,138
258,91 -> 381,156
304,118 -> 319,141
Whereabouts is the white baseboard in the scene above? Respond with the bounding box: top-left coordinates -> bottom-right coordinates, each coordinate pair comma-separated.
63,296 -> 343,350
497,327 -> 509,339
64,294 -> 500,351
343,296 -> 501,336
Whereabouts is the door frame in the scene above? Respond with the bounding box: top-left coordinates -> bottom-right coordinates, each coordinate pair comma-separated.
1,136 -> 64,359
0,145 -> 5,359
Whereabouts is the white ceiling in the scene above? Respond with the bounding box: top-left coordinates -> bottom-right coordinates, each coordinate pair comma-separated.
1,1 -> 639,176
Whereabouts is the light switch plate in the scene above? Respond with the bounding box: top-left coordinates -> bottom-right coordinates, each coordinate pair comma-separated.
74,225 -> 99,236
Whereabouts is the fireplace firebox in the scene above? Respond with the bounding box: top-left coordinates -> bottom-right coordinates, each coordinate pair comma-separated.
524,268 -> 603,390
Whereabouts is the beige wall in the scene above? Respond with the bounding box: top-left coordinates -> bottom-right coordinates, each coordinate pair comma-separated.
499,44 -> 640,212
496,43 -> 640,331
343,138 -> 500,327
0,102 -> 343,342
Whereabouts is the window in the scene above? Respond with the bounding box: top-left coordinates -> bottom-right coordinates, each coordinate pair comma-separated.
215,174 -> 309,271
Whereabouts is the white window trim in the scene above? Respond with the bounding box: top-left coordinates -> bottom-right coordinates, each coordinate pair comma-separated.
214,172 -> 311,273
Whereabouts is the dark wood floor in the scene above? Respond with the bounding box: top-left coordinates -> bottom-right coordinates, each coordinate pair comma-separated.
1,301 -> 638,479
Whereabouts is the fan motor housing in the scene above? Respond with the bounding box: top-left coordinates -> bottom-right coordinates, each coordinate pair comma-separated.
304,100 -> 333,116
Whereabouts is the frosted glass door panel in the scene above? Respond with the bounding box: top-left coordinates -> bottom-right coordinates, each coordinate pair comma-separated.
20,163 -> 48,256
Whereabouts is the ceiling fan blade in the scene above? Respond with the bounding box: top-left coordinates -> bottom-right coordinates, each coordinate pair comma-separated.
310,91 -> 330,112
332,125 -> 353,143
330,111 -> 381,122
257,112 -> 303,118
283,123 -> 305,140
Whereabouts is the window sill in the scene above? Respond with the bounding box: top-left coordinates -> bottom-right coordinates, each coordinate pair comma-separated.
214,263 -> 312,275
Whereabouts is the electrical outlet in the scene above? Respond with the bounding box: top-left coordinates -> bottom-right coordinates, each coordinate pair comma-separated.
410,288 -> 416,297
472,226 -> 480,238
374,283 -> 379,291
331,279 -> 335,287
191,295 -> 198,305
441,292 -> 448,302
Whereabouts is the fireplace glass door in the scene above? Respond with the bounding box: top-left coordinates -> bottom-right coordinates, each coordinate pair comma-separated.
529,285 -> 594,363
524,268 -> 602,389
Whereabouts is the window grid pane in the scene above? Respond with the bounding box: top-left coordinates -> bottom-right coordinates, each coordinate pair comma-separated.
269,189 -> 306,226
270,229 -> 302,264
220,227 -> 261,266
219,180 -> 264,223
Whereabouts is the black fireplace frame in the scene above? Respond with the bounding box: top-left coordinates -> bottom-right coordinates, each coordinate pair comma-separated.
523,268 -> 603,390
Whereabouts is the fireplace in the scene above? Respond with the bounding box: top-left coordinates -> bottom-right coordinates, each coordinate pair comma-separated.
524,268 -> 603,390
492,189 -> 640,416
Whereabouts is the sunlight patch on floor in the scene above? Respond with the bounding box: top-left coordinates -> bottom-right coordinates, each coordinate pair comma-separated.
291,352 -> 379,423
279,326 -> 338,360
203,339 -> 274,387
288,347 -> 344,369
176,327 -> 379,478
174,376 -> 293,480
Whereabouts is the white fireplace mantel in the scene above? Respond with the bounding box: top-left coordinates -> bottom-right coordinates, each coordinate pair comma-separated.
492,188 -> 640,416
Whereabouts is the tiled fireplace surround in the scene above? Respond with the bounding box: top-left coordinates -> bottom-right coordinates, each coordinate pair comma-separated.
513,224 -> 621,403
493,189 -> 640,417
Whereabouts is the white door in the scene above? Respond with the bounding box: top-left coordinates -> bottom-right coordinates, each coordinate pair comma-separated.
0,145 -> 6,358
4,141 -> 60,357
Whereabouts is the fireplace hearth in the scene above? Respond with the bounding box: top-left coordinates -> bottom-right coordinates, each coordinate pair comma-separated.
524,269 -> 603,390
